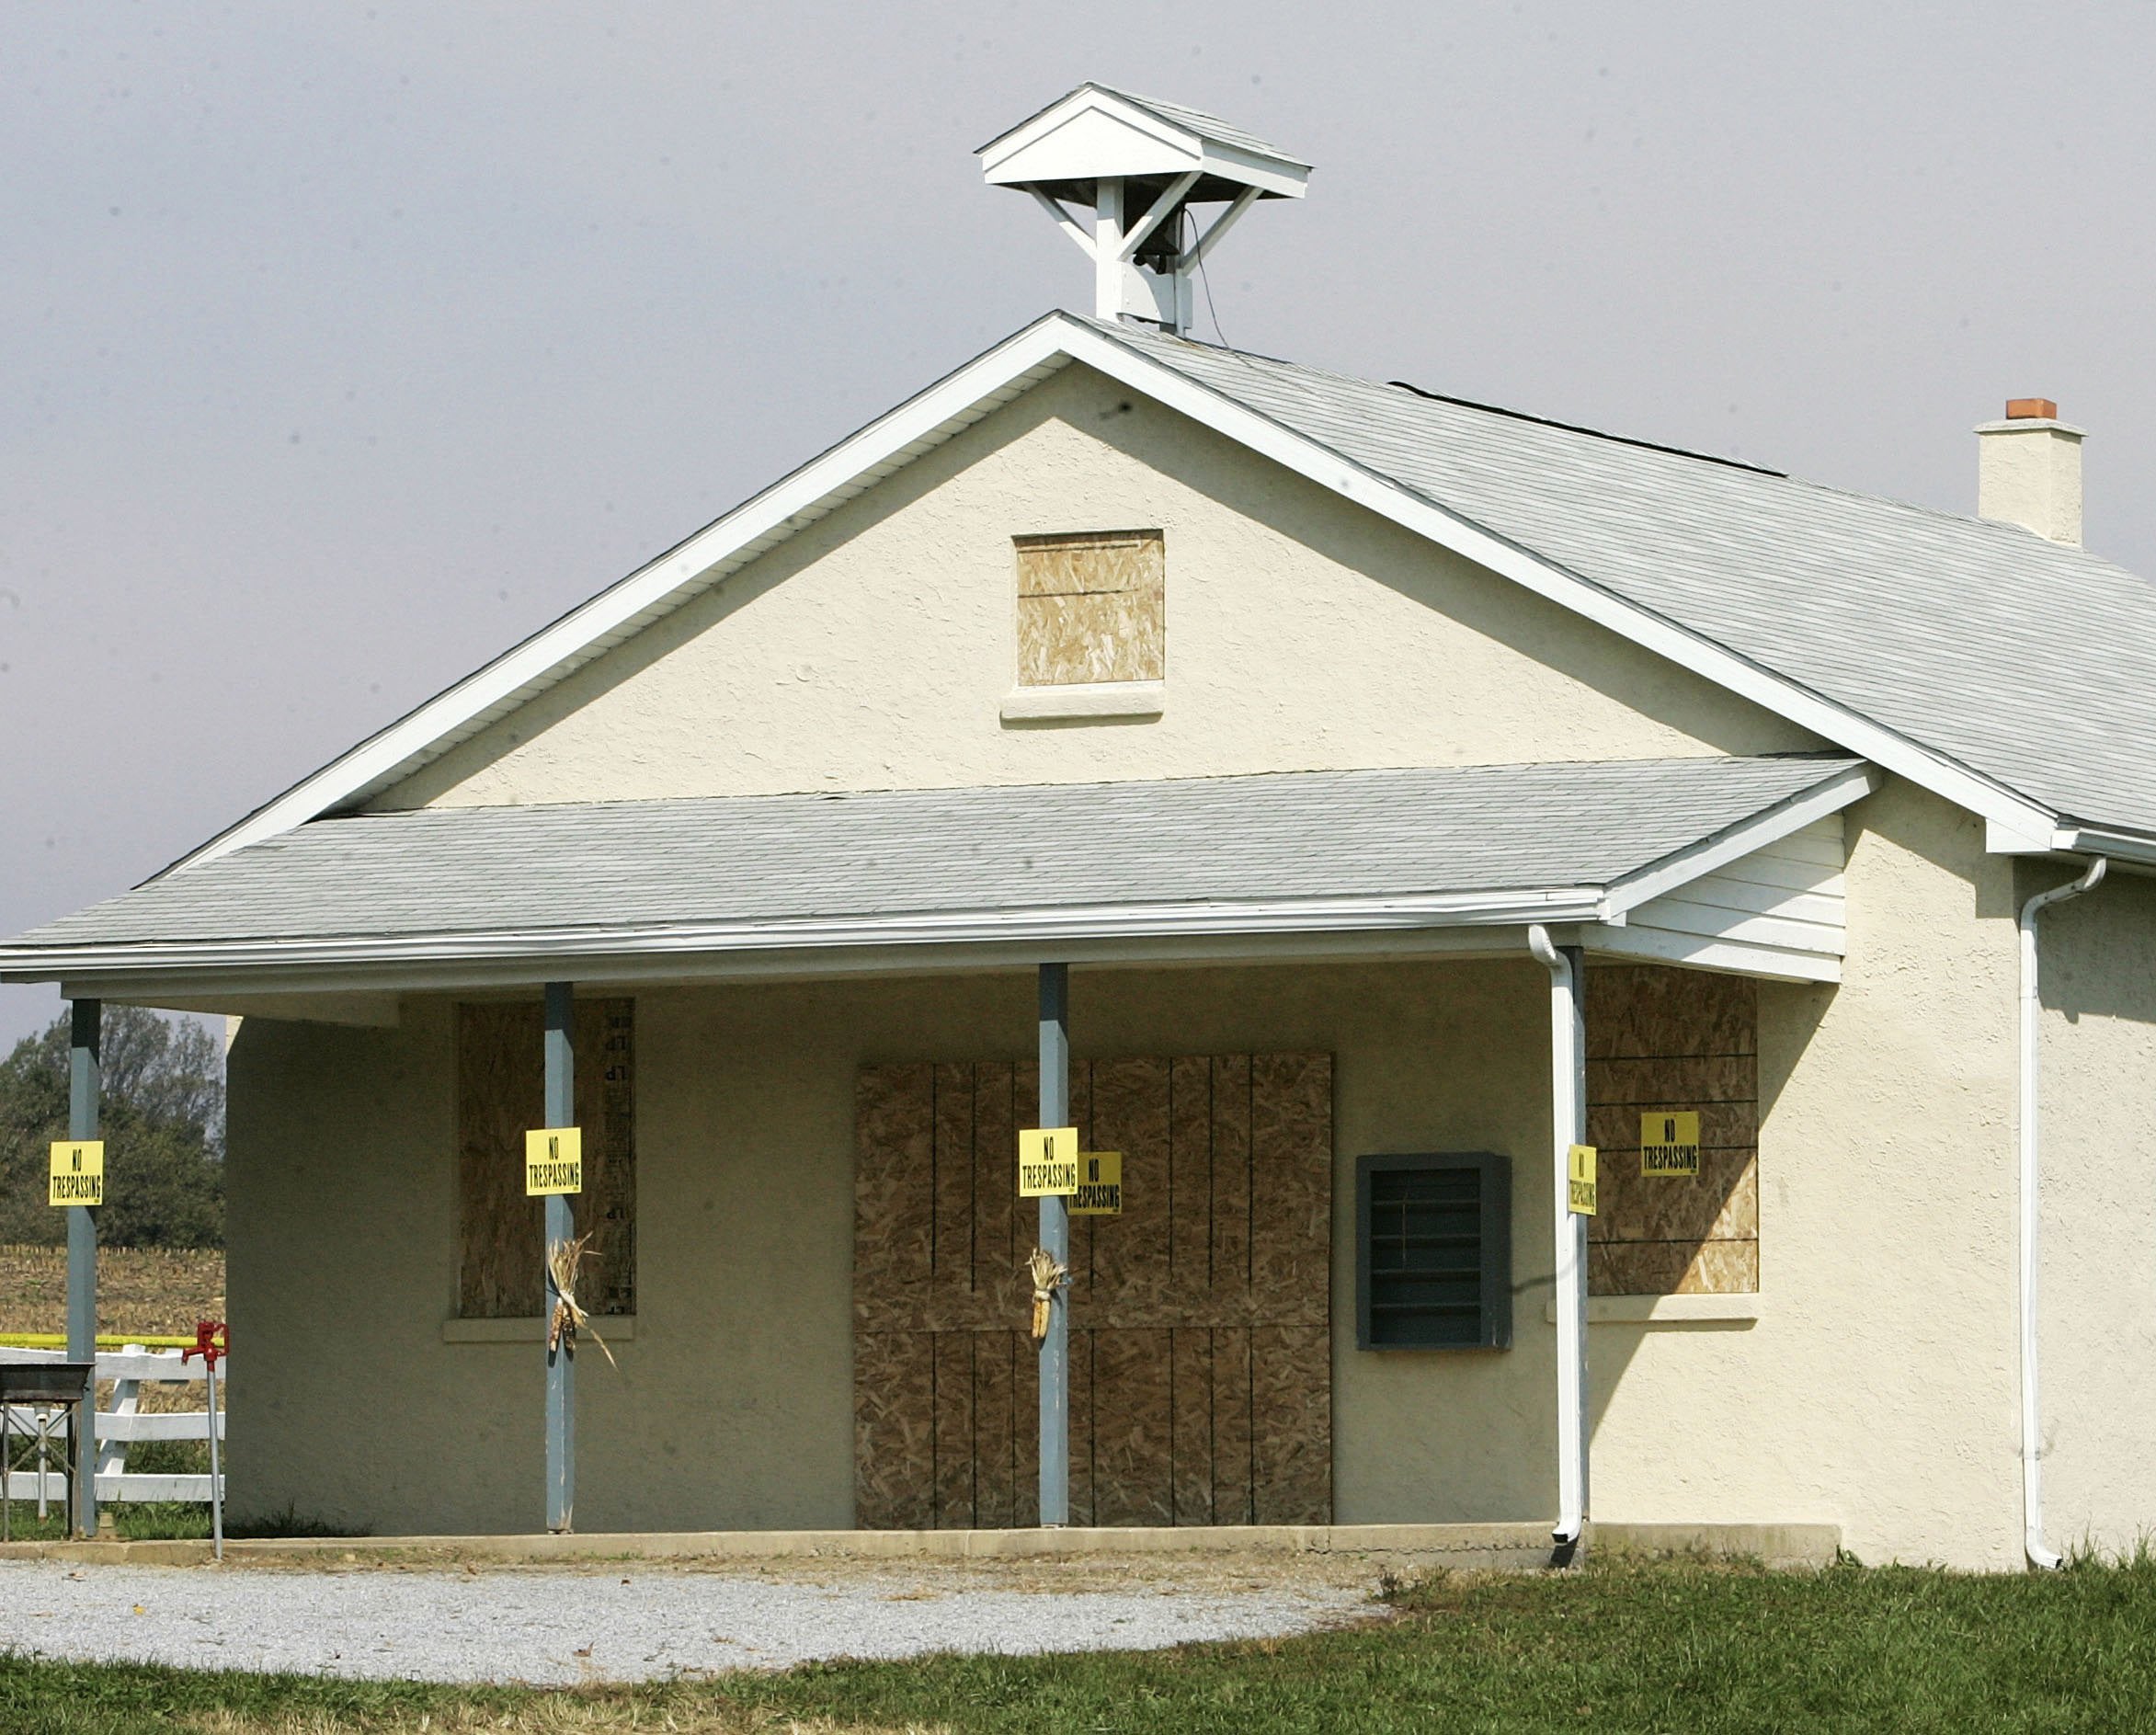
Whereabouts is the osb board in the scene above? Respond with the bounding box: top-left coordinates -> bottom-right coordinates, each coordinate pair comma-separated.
1585,966 -> 1756,1296
853,1052 -> 1331,1527
1015,530 -> 1165,686
457,999 -> 636,1318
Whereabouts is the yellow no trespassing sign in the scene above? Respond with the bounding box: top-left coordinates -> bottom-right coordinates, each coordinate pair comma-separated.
524,1127 -> 584,1196
1018,1127 -> 1078,1197
49,1140 -> 104,1207
1640,1111 -> 1702,1178
1071,1150 -> 1123,1216
1567,1144 -> 1597,1216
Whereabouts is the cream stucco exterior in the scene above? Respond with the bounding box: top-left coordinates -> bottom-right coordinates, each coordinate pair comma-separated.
2026,864 -> 2156,1561
226,775 -> 2127,1569
373,364 -> 1818,815
200,354 -> 2156,1572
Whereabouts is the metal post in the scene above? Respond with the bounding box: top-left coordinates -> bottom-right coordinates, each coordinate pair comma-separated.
543,981 -> 575,1534
204,1356 -> 223,1560
67,998 -> 99,1539
1558,943 -> 1590,1536
1037,963 -> 1070,1527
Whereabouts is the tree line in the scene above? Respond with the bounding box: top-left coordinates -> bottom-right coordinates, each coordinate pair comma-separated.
0,1006 -> 223,1248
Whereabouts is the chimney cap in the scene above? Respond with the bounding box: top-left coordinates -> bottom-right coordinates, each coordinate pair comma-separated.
2006,398 -> 2059,421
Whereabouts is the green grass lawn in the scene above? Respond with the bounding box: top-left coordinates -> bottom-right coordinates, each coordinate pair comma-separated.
5,1556 -> 2156,1733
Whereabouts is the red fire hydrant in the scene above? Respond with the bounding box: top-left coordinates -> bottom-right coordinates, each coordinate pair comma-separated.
182,1320 -> 227,1558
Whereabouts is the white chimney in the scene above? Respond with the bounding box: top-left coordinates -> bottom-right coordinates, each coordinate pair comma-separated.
1977,397 -> 2085,547
978,85 -> 1308,335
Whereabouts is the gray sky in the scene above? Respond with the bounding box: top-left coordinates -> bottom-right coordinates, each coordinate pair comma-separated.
5,1 -> 2152,1044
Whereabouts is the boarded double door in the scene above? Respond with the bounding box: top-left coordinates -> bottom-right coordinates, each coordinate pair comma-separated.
854,1052 -> 1332,1529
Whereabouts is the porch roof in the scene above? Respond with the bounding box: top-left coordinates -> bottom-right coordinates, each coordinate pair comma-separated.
0,755 -> 1867,992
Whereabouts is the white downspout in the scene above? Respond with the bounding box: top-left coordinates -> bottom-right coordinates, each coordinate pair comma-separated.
1529,924 -> 1589,1547
2018,855 -> 2106,1569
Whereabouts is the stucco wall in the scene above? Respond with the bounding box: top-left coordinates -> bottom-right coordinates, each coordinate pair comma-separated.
228,957 -> 1561,1537
1579,778 -> 2030,1567
227,794 -> 2048,1568
373,362 -> 1818,814
2026,861 -> 2156,1560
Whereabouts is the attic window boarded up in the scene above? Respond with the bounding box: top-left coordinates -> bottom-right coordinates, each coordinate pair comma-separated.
1015,530 -> 1164,686
457,999 -> 636,1318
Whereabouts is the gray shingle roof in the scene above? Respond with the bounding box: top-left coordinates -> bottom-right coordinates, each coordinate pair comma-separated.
1092,319 -> 2156,837
1,757 -> 1855,961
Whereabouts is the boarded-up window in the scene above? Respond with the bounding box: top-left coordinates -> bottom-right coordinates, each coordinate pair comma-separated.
457,999 -> 636,1318
854,1053 -> 1330,1529
1585,966 -> 1757,1295
1014,530 -> 1164,686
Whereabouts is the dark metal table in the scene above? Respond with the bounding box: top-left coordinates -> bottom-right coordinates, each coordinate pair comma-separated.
0,1361 -> 95,1540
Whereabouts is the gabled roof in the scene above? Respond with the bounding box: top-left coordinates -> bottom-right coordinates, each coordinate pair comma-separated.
0,757 -> 1867,990
977,83 -> 1310,177
158,309 -> 2156,878
1103,321 -> 2156,847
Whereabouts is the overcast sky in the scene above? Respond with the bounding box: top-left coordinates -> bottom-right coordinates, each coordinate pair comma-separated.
4,1 -> 2152,1045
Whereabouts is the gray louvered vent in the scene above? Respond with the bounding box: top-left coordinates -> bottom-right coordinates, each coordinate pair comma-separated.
1356,1152 -> 1512,1351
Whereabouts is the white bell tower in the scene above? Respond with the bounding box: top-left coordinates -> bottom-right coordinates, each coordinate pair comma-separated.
979,85 -> 1309,334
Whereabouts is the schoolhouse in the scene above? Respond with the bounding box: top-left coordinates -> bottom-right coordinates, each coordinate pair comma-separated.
9,86 -> 2156,1569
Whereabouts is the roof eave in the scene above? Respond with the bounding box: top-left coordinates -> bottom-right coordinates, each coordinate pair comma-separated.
156,310 -> 2087,883
1,885 -> 1610,999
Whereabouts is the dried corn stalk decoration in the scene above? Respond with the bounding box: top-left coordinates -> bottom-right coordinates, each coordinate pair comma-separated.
545,1233 -> 618,1368
1025,1246 -> 1069,1343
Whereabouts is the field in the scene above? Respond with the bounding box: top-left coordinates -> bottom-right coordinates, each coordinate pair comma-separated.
4,1556 -> 2156,1733
0,1244 -> 225,1340
2,1245 -> 227,1543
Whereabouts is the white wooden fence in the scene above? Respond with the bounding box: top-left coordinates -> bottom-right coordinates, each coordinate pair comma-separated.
0,1345 -> 224,1504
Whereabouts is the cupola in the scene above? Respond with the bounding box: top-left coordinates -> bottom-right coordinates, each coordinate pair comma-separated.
978,84 -> 1308,334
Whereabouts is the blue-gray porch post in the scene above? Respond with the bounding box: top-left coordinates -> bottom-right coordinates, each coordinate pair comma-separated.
66,999 -> 100,1538
543,981 -> 575,1533
1037,963 -> 1069,1527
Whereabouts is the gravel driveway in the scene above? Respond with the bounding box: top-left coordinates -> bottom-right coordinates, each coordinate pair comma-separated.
0,1557 -> 1375,1684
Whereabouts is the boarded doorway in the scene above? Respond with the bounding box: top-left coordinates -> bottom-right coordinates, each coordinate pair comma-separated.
854,1053 -> 1332,1528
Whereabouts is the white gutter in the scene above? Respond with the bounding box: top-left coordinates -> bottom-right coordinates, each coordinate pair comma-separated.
0,885 -> 1608,987
2017,855 -> 2106,1569
2055,825 -> 2156,869
1528,923 -> 1589,1547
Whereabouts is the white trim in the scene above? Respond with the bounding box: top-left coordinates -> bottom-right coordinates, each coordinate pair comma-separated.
1027,187 -> 1097,258
1119,171 -> 1201,260
49,923 -> 1575,1006
979,88 -> 1196,179
1544,1293 -> 1761,1326
1046,325 -> 2063,847
1179,186 -> 1260,270
1580,921 -> 1842,983
2056,825 -> 2156,867
3,885 -> 1607,987
1601,764 -> 1875,917
999,680 -> 1166,722
169,320 -> 1087,872
163,313 -> 2067,875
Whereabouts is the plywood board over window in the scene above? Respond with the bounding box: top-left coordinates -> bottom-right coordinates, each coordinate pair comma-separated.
1585,966 -> 1757,1295
458,999 -> 635,1318
854,1052 -> 1330,1529
1015,530 -> 1164,686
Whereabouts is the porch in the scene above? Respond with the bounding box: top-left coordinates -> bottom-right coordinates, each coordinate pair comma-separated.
0,755 -> 1870,1542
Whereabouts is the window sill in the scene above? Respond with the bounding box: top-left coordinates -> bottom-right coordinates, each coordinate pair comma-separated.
441,1317 -> 636,1344
1543,1295 -> 1760,1327
1000,680 -> 1165,723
